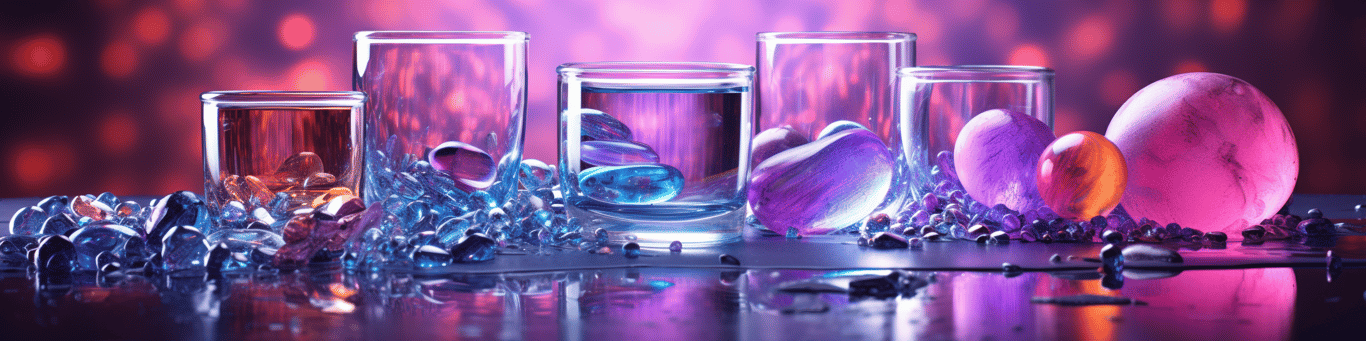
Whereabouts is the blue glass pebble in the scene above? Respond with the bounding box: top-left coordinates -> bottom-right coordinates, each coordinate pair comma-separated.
519,159 -> 556,189
623,242 -> 641,258
37,195 -> 70,216
35,235 -> 77,274
450,233 -> 497,263
579,108 -> 633,141
411,245 -> 453,268
578,164 -> 684,205
9,206 -> 46,236
68,224 -> 139,271
669,240 -> 682,253
160,225 -> 210,273
40,214 -> 79,236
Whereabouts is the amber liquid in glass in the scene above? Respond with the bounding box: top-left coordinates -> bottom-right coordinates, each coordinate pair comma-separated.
210,107 -> 361,212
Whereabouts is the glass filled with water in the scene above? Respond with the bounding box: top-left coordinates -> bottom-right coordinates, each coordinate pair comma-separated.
200,91 -> 366,221
898,65 -> 1055,189
558,62 -> 754,246
354,31 -> 528,210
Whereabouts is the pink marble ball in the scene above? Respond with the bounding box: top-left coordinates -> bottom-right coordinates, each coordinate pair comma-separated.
1105,72 -> 1298,234
953,109 -> 1054,213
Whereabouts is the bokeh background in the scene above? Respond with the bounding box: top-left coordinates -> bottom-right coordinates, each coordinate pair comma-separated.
2,0 -> 1362,197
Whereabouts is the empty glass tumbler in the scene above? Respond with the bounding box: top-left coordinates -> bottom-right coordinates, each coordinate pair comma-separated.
354,31 -> 528,213
898,65 -> 1055,190
201,91 -> 366,221
753,31 -> 916,227
558,62 -> 754,246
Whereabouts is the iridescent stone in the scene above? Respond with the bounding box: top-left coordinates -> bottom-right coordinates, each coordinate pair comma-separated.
9,206 -> 46,236
749,128 -> 894,235
1106,73 -> 1298,234
816,120 -> 866,140
579,108 -> 632,141
160,225 -> 210,273
578,164 -> 684,205
40,214 -> 79,236
274,152 -> 325,183
34,235 -> 77,273
953,109 -> 1053,213
428,141 -> 497,192
450,233 -> 496,263
1036,132 -> 1128,220
70,194 -> 113,221
145,191 -> 208,254
580,140 -> 660,166
751,126 -> 809,166
68,224 -> 139,271
519,159 -> 556,189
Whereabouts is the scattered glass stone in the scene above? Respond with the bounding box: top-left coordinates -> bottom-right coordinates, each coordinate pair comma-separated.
907,237 -> 923,249
519,159 -> 556,189
719,254 -> 741,266
428,141 -> 497,192
40,214 -> 79,236
37,196 -> 70,216
412,245 -> 453,268
862,213 -> 892,235
1307,208 -> 1324,219
1101,230 -> 1123,244
70,194 -> 113,221
989,231 -> 1010,244
593,228 -> 610,244
1298,218 -> 1334,236
1001,262 -> 1023,273
274,152 -> 325,183
578,108 -> 633,141
578,164 -> 684,205
450,233 -> 497,263
785,227 -> 801,239
34,235 -> 77,274
160,225 -> 210,273
669,240 -> 682,253
9,206 -> 45,236
1049,254 -> 1063,263
623,242 -> 641,258
146,191 -> 208,254
1328,250 -> 1343,282
922,232 -> 943,241
1204,231 -> 1228,243
1101,243 -> 1124,272
869,232 -> 909,249
68,224 -> 139,271
1120,244 -> 1182,263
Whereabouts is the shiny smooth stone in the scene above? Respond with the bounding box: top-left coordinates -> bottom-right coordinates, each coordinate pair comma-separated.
145,191 -> 208,254
37,196 -> 69,216
623,242 -> 641,258
205,229 -> 286,254
411,245 -> 453,268
954,109 -> 1053,213
669,241 -> 683,253
816,120 -> 867,140
40,214 -> 79,236
68,224 -> 139,271
869,232 -> 909,249
519,159 -> 556,189
749,128 -> 895,235
580,140 -> 660,166
70,195 -> 113,221
578,164 -> 685,205
9,206 -> 46,236
1106,73 -> 1297,234
34,235 -> 77,273
303,172 -> 337,189
428,141 -> 497,192
751,126 -> 809,167
450,233 -> 497,263
579,108 -> 633,141
1120,244 -> 1183,263
160,225 -> 210,273
1036,131 -> 1128,220
274,152 -> 325,182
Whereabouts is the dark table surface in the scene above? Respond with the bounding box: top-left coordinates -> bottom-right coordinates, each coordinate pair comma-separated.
1,194 -> 1365,340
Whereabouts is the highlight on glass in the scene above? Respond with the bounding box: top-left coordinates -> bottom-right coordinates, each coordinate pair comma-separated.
200,91 -> 366,225
558,62 -> 755,246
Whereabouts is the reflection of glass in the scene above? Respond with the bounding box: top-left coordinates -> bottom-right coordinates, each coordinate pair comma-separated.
558,62 -> 754,246
354,31 -> 528,206
756,32 -> 916,212
898,65 -> 1055,188
200,91 -> 365,219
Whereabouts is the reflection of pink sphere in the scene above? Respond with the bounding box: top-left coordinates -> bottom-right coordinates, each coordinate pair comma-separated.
954,109 -> 1054,213
1122,268 -> 1295,340
1037,132 -> 1127,220
1106,73 -> 1298,234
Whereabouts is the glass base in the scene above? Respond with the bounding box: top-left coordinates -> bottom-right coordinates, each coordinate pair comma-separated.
568,202 -> 744,247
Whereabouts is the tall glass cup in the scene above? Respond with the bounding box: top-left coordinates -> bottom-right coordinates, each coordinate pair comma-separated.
898,65 -> 1055,192
354,31 -> 528,215
558,62 -> 754,246
754,31 -> 916,227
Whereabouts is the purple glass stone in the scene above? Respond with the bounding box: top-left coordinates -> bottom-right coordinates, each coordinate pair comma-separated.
816,120 -> 866,140
160,225 -> 210,273
580,140 -> 660,166
579,108 -> 633,141
749,128 -> 895,235
751,126 -> 809,167
953,109 -> 1053,213
428,141 -> 497,192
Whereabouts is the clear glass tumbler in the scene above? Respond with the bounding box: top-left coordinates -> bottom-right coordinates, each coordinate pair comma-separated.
558,62 -> 754,246
354,31 -> 528,212
897,65 -> 1055,191
201,91 -> 366,221
755,31 -> 916,216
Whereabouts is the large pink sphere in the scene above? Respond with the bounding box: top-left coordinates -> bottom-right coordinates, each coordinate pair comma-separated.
1105,72 -> 1298,234
954,109 -> 1054,213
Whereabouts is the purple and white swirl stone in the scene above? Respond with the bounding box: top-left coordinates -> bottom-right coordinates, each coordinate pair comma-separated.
953,109 -> 1054,213
748,128 -> 894,235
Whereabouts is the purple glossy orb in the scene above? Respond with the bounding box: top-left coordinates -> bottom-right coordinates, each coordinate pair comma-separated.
1106,72 -> 1298,234
749,128 -> 894,235
428,141 -> 496,192
953,109 -> 1054,213
750,126 -> 809,167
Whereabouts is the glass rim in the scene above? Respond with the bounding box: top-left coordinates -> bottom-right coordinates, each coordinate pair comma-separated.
757,31 -> 916,43
557,61 -> 754,74
201,91 -> 366,106
354,31 -> 529,44
899,65 -> 1054,76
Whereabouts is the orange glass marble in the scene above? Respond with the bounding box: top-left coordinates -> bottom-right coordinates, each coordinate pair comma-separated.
1036,131 -> 1128,220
